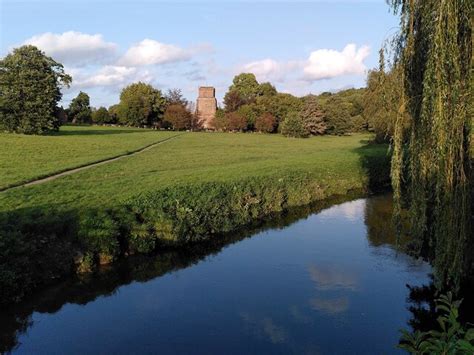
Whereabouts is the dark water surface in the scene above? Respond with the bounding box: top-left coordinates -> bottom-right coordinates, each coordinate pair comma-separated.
1,194 -> 432,354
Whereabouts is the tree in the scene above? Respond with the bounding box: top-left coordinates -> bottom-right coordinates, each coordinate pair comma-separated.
322,96 -> 352,135
212,109 -> 228,131
301,95 -> 326,135
92,107 -> 110,124
280,112 -> 309,138
108,104 -> 120,124
165,88 -> 188,107
68,91 -> 92,124
237,104 -> 259,130
258,82 -> 277,96
0,45 -> 71,134
164,104 -> 192,130
255,113 -> 276,133
228,73 -> 260,102
389,0 -> 472,289
223,90 -> 246,112
255,93 -> 303,125
226,112 -> 247,131
118,82 -> 166,127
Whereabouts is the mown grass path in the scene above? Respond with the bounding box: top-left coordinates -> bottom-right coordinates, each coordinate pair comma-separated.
1,133 -> 183,192
0,125 -> 177,190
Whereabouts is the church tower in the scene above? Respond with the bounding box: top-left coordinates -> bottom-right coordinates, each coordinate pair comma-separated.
196,86 -> 217,129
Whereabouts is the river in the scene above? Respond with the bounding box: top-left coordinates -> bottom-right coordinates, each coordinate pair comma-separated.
0,194 -> 432,354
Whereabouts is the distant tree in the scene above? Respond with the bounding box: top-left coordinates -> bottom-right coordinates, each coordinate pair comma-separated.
92,107 -> 110,124
223,90 -> 246,112
226,112 -> 247,132
165,88 -> 188,107
55,106 -> 68,124
0,45 -> 71,134
237,104 -> 259,130
255,113 -> 277,133
68,91 -> 92,124
255,93 -> 303,125
164,104 -> 192,130
212,109 -> 228,131
301,95 -> 326,135
228,73 -> 260,102
108,104 -> 120,124
322,97 -> 352,135
118,82 -> 166,127
280,112 -> 309,138
258,82 -> 277,96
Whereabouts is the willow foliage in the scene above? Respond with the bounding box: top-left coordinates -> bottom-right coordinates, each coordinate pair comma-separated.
389,0 -> 472,290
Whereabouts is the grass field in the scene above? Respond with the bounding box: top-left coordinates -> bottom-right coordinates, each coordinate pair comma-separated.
0,125 -> 177,190
0,126 -> 388,213
0,125 -> 391,305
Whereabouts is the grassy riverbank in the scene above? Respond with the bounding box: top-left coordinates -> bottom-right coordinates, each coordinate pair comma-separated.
0,126 -> 390,305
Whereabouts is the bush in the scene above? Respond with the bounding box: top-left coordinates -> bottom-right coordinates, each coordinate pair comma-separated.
226,112 -> 247,131
280,112 -> 309,138
92,107 -> 110,124
212,109 -> 228,131
164,104 -> 192,130
255,113 -> 277,133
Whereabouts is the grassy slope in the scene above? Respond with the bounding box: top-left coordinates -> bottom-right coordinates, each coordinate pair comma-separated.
0,125 -> 177,189
0,130 -> 387,213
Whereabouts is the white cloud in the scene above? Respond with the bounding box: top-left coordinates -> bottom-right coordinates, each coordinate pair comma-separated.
303,43 -> 370,80
22,31 -> 117,66
242,59 -> 282,82
73,65 -> 152,88
118,39 -> 190,67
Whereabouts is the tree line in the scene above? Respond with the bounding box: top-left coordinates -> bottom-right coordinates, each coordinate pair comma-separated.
0,44 -> 396,140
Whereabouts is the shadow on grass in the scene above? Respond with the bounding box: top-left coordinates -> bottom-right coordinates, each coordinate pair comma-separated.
46,128 -> 150,136
353,140 -> 391,193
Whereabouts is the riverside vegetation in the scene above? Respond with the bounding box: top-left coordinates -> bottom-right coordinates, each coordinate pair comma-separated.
0,127 -> 390,305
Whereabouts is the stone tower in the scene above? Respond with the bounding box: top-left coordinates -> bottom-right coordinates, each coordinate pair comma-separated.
196,86 -> 217,129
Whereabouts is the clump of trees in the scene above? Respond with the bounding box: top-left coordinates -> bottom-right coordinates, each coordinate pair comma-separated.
213,72 -> 368,138
0,45 -> 71,134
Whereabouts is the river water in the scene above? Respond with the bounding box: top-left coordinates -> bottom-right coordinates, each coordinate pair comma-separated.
0,194 -> 432,354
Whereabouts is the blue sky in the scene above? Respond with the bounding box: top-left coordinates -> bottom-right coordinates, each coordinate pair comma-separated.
1,1 -> 399,107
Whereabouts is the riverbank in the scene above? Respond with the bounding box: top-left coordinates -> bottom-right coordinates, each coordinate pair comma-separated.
0,128 -> 390,305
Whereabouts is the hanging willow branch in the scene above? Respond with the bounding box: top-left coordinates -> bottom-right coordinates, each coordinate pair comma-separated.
388,0 -> 472,290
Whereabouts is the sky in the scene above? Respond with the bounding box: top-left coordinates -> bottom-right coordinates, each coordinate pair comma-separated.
0,0 -> 400,108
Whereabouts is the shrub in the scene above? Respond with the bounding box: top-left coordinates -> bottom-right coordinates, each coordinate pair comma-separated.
255,113 -> 277,133
164,104 -> 192,130
280,112 -> 309,138
226,112 -> 247,131
212,109 -> 229,131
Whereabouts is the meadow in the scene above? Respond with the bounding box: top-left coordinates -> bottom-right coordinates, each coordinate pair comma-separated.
0,125 -> 390,304
0,125 -> 177,190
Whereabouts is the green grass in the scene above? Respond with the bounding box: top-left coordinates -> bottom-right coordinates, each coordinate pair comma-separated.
0,128 -> 388,213
0,125 -> 177,190
0,125 -> 390,305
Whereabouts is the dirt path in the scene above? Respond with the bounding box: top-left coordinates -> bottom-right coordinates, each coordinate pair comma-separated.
1,133 -> 183,192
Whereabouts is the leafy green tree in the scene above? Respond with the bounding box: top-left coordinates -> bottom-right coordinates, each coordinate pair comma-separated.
255,93 -> 303,125
280,112 -> 309,138
92,107 -> 110,124
228,73 -> 260,102
0,45 -> 71,134
118,82 -> 166,127
237,104 -> 259,130
212,109 -> 228,131
165,88 -> 188,107
164,104 -> 192,130
301,95 -> 326,135
255,112 -> 276,133
223,90 -> 246,112
389,0 -> 472,290
322,96 -> 352,135
258,82 -> 277,96
68,91 -> 92,124
108,104 -> 120,124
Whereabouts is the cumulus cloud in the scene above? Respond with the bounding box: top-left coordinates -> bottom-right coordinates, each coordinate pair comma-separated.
22,31 -> 118,66
74,65 -> 152,88
118,39 -> 190,67
303,43 -> 370,80
242,59 -> 282,82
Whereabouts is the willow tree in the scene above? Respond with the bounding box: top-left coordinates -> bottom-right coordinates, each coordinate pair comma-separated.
389,0 -> 472,290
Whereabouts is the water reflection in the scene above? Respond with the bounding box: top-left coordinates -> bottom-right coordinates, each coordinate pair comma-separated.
0,194 -> 435,354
